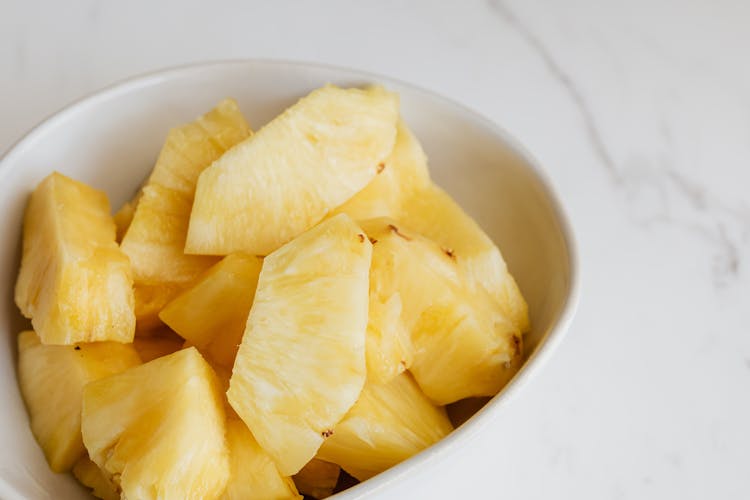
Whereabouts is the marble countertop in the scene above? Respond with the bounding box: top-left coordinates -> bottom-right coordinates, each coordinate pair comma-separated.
2,0 -> 748,498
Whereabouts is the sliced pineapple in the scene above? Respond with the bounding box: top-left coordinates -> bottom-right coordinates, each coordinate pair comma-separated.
361,218 -> 522,404
186,85 -> 399,256
82,347 -> 229,500
293,459 -> 341,499
317,372 -> 453,481
228,214 -> 371,475
330,119 -> 430,221
73,456 -> 120,500
358,218 -> 457,384
132,327 -> 184,362
14,172 -> 135,344
17,330 -> 140,472
222,418 -> 300,500
120,99 -> 251,286
159,253 -> 263,368
400,184 -> 530,333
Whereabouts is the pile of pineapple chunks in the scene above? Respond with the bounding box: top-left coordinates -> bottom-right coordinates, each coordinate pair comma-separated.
14,85 -> 529,499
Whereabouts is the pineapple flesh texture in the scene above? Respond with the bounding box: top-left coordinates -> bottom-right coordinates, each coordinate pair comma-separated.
159,253 -> 263,368
73,456 -> 120,500
186,85 -> 399,256
14,172 -> 135,344
293,459 -> 340,499
227,214 -> 371,476
330,118 -> 430,221
222,418 -> 300,500
17,330 -> 140,472
401,184 -> 530,333
360,218 -> 522,404
81,348 -> 229,500
317,372 -> 453,481
120,99 -> 251,286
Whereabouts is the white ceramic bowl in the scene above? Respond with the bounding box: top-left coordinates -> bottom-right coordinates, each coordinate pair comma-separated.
0,60 -> 578,499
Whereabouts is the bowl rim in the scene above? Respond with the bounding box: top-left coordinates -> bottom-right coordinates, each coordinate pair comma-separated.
0,59 -> 580,499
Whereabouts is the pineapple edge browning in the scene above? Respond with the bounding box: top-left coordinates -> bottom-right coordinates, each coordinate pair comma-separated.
14,171 -> 136,345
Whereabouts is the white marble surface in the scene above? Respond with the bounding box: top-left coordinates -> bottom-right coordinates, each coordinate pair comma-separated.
2,0 -> 749,498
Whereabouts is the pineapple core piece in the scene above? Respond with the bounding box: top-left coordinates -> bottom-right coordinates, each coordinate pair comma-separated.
160,253 -> 263,368
82,347 -> 229,500
293,459 -> 341,499
317,372 -> 453,481
221,418 -> 300,500
73,456 -> 120,500
14,172 -> 135,344
330,118 -> 431,221
120,99 -> 251,287
361,218 -> 522,404
17,330 -> 140,472
186,85 -> 399,256
228,214 -> 371,476
401,184 -> 530,333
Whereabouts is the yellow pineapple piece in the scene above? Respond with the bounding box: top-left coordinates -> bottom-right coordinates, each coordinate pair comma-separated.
133,283 -> 182,335
17,330 -> 140,472
317,372 -> 453,481
228,214 -> 371,475
222,418 -> 300,500
159,253 -> 263,368
73,456 -> 120,500
331,119 -> 430,221
186,85 -> 399,256
132,327 -> 184,362
121,99 -> 251,286
293,459 -> 340,499
361,218 -> 522,404
82,348 -> 229,500
14,172 -> 135,344
401,184 -> 530,333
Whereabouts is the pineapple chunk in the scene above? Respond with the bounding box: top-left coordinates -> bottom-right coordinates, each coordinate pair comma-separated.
121,99 -> 251,286
361,218 -> 522,404
82,348 -> 229,500
331,119 -> 430,221
132,327 -> 184,362
73,456 -> 120,500
222,419 -> 300,500
293,459 -> 341,499
133,283 -> 181,335
17,330 -> 140,472
401,184 -> 530,333
186,85 -> 399,256
159,253 -> 263,368
228,214 -> 371,475
14,172 -> 135,344
317,372 -> 453,481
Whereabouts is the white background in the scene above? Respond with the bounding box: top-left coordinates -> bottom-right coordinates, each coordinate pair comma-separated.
2,1 -> 749,498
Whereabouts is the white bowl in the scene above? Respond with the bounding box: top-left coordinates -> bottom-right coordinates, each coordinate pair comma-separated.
0,60 -> 578,499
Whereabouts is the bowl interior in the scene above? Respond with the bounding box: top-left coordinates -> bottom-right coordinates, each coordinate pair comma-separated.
0,61 -> 575,499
